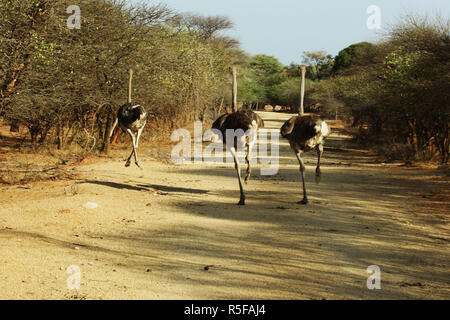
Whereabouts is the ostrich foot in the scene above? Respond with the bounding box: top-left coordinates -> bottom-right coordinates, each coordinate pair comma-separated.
237,196 -> 246,206
135,162 -> 143,169
125,161 -> 131,167
315,171 -> 321,184
244,173 -> 251,184
298,198 -> 309,205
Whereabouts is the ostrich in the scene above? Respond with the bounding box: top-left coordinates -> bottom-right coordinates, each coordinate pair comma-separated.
280,114 -> 329,204
212,109 -> 264,205
280,65 -> 330,204
110,102 -> 147,168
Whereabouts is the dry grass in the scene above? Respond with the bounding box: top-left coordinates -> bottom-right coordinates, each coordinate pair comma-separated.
0,163 -> 77,185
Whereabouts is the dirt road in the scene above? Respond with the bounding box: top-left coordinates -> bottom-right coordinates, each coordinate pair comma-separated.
0,111 -> 448,299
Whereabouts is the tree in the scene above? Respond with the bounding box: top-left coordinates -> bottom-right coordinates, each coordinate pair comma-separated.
301,51 -> 334,81
238,54 -> 285,106
0,0 -> 51,113
309,15 -> 449,162
332,42 -> 374,74
0,0 -> 240,148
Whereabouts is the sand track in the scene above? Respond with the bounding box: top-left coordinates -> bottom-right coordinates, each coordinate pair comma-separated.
0,112 -> 448,299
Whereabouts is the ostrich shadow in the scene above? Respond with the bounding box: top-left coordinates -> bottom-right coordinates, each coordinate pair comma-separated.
82,180 -> 208,195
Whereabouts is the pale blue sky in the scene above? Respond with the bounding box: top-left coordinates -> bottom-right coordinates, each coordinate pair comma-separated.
139,0 -> 449,65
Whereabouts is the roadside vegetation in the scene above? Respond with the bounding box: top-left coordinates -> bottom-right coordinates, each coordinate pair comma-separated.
308,15 -> 449,162
0,1 -> 448,165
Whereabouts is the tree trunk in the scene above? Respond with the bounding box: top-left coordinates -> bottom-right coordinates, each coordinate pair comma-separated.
57,120 -> 64,150
28,125 -> 39,146
103,107 -> 113,155
38,125 -> 50,144
9,120 -> 19,132
110,126 -> 121,145
218,97 -> 224,117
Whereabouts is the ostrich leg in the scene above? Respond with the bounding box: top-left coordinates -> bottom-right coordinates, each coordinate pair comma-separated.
125,130 -> 135,167
125,129 -> 142,169
134,126 -> 145,169
315,144 -> 323,184
230,147 -> 246,205
244,138 -> 251,184
295,151 -> 308,204
135,125 -> 145,148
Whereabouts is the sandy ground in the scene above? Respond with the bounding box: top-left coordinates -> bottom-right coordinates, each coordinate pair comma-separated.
0,111 -> 448,300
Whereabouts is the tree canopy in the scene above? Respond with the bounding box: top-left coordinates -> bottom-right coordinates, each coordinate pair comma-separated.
307,15 -> 449,162
332,42 -> 375,74
0,0 -> 241,148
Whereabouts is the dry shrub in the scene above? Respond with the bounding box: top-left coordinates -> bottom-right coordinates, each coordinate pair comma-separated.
375,143 -> 416,161
0,163 -> 76,185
